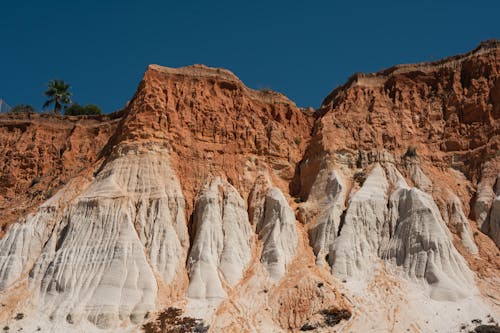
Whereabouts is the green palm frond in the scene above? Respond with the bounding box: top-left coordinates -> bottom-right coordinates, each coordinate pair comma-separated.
43,98 -> 54,108
43,80 -> 72,113
61,95 -> 72,104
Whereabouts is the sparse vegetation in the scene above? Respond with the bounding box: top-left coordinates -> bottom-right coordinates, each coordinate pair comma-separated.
44,189 -> 53,199
474,325 -> 500,333
30,177 -> 41,187
404,145 -> 418,158
11,105 -> 35,113
321,308 -> 351,327
258,88 -> 274,94
142,307 -> 209,333
462,314 -> 500,333
300,323 -> 316,331
14,313 -> 24,320
300,307 -> 351,330
353,171 -> 366,186
64,103 -> 102,116
294,137 -> 302,145
294,197 -> 303,204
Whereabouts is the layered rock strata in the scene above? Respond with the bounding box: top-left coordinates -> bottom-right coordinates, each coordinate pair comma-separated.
0,41 -> 498,332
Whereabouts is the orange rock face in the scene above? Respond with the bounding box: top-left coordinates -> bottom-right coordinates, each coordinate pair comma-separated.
0,112 -> 120,235
296,41 -> 499,226
294,40 -> 500,299
115,64 -> 314,213
307,40 -> 498,182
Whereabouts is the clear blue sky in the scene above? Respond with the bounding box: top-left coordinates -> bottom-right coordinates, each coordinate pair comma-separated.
1,0 -> 498,112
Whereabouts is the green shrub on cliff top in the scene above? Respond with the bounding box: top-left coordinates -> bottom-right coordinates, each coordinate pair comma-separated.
64,103 -> 102,116
11,104 -> 35,113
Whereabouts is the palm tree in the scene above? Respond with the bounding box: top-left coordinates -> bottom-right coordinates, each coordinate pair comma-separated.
43,80 -> 72,114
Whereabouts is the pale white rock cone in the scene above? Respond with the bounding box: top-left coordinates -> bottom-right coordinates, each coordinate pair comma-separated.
308,170 -> 346,265
381,186 -> 476,301
329,164 -> 389,278
186,178 -> 253,299
0,147 -> 189,328
256,187 -> 298,282
309,161 -> 478,301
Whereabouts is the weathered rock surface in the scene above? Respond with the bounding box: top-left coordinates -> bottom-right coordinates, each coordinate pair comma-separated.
307,170 -> 346,265
475,174 -> 496,230
1,147 -> 189,328
0,113 -> 120,236
0,41 -> 499,332
329,164 -> 389,278
445,192 -> 479,254
256,187 -> 298,281
293,40 -> 499,331
488,175 -> 500,247
187,178 -> 253,299
0,205 -> 55,290
115,63 -> 314,217
382,184 -> 475,301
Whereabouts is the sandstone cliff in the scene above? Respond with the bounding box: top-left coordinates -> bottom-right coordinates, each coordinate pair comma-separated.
0,113 -> 121,236
0,41 -> 498,333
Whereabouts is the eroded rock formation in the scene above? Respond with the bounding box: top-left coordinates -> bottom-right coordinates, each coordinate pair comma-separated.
0,40 -> 499,332
187,178 -> 252,299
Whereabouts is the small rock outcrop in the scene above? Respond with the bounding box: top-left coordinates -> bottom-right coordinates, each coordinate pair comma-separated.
446,192 -> 479,254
